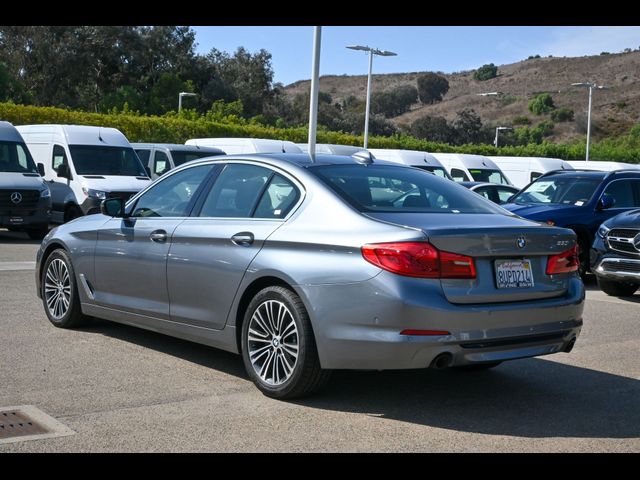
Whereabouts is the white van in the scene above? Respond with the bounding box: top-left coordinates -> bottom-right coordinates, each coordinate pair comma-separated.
367,148 -> 453,180
567,160 -> 640,171
296,143 -> 368,156
17,124 -> 151,223
133,143 -> 225,180
185,137 -> 303,154
431,153 -> 512,185
489,156 -> 574,189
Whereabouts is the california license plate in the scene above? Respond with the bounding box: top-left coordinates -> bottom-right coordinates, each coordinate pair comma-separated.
495,259 -> 534,289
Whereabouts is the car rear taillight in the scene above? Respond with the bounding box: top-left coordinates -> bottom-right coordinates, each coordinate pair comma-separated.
546,245 -> 579,275
361,242 -> 476,279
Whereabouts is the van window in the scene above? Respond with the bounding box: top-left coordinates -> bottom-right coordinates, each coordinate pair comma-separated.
69,145 -> 147,176
450,168 -> 470,182
154,151 -> 170,176
0,141 -> 38,173
468,169 -> 510,185
52,145 -> 67,171
135,149 -> 151,165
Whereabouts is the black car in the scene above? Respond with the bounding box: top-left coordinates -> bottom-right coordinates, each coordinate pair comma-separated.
460,182 -> 520,204
591,209 -> 640,296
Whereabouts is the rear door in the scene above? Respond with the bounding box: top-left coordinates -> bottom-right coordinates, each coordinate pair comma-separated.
167,162 -> 302,329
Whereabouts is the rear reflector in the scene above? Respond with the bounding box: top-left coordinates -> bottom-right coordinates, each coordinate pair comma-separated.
362,241 -> 476,279
546,245 -> 579,275
400,329 -> 451,336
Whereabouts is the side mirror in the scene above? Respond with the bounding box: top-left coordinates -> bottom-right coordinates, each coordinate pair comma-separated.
56,164 -> 71,180
598,194 -> 615,211
100,198 -> 126,218
37,163 -> 45,177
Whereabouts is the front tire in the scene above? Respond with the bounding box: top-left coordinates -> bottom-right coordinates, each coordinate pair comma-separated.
241,286 -> 331,399
597,277 -> 639,297
41,249 -> 89,328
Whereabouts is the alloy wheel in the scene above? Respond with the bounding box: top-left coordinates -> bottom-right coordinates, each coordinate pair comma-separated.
44,258 -> 71,319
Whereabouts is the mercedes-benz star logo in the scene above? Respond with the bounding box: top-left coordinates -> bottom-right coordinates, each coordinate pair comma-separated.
634,233 -> 640,251
10,192 -> 22,204
516,236 -> 526,249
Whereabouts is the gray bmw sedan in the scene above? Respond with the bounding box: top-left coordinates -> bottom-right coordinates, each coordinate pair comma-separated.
35,153 -> 584,399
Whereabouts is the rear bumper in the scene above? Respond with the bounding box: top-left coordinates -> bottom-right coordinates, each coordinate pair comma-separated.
300,272 -> 584,370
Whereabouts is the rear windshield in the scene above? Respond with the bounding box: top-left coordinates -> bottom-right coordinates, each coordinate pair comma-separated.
310,164 -> 505,214
468,168 -> 510,184
171,150 -> 224,167
69,145 -> 148,176
0,141 -> 38,174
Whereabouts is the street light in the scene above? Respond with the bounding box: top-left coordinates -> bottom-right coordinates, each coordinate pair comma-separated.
494,126 -> 512,148
346,45 -> 397,148
571,82 -> 608,161
178,92 -> 197,112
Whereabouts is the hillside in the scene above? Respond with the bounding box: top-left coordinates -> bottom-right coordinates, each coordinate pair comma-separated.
284,51 -> 640,143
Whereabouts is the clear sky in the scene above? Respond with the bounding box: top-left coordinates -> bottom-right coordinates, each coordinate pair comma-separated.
191,26 -> 640,85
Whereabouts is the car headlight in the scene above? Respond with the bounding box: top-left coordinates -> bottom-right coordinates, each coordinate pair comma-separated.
82,188 -> 107,200
597,225 -> 610,238
40,187 -> 51,198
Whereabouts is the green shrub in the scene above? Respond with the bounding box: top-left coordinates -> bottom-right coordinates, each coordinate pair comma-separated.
473,64 -> 498,81
512,115 -> 531,126
550,107 -> 574,122
528,93 -> 555,115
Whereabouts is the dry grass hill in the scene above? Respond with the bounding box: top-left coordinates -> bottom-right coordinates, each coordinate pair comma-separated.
284,50 -> 640,142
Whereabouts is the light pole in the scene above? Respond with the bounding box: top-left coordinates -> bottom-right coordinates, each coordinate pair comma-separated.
346,45 -> 397,148
494,126 -> 512,148
308,27 -> 322,160
571,82 -> 608,161
178,92 -> 197,112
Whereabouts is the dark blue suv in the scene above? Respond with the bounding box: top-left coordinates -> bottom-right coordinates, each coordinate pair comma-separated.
503,169 -> 640,276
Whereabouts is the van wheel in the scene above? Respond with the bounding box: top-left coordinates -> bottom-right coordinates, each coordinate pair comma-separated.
41,249 -> 89,328
64,205 -> 82,223
597,277 -> 639,297
241,286 -> 331,399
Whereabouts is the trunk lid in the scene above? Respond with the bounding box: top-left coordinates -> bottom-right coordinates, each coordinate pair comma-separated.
367,212 -> 577,304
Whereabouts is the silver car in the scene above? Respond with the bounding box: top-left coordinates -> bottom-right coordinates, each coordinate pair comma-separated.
35,153 -> 585,399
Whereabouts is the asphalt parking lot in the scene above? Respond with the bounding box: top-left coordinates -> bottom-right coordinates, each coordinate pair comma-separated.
0,228 -> 638,452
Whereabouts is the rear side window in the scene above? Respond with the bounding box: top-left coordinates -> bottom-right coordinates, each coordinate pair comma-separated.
603,179 -> 640,208
310,164 -> 504,214
199,164 -> 271,218
254,173 -> 300,218
154,151 -> 170,176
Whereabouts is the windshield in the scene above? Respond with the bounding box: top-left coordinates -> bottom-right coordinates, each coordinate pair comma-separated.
69,145 -> 148,176
413,165 -> 451,180
310,164 -> 506,214
0,141 -> 38,174
171,150 -> 224,167
511,176 -> 601,205
468,168 -> 510,184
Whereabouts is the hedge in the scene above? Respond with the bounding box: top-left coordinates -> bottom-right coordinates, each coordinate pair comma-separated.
1,102 -> 638,163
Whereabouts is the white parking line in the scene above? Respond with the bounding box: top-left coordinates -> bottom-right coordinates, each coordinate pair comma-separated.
0,261 -> 36,271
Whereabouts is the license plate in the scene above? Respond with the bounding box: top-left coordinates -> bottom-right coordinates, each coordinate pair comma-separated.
495,259 -> 534,289
9,217 -> 24,224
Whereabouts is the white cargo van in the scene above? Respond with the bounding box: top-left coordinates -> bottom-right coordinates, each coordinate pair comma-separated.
367,148 -> 453,180
0,121 -> 51,238
17,124 -> 151,223
296,143 -> 368,156
185,137 -> 302,154
489,156 -> 574,189
567,160 -> 640,171
133,143 -> 225,180
431,153 -> 512,185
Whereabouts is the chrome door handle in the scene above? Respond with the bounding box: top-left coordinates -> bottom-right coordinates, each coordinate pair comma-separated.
150,230 -> 168,243
231,232 -> 254,246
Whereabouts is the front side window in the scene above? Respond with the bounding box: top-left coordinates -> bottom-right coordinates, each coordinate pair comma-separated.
310,164 -> 505,214
154,151 -> 170,176
52,145 -> 67,171
69,145 -> 147,176
602,180 -> 640,208
0,141 -> 38,173
199,164 -> 271,218
450,168 -> 470,182
130,164 -> 214,217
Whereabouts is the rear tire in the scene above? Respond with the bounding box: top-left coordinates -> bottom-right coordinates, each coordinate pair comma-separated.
41,249 -> 89,328
597,277 -> 639,297
241,286 -> 331,399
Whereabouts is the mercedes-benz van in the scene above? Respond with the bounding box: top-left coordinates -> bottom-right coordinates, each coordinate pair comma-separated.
17,125 -> 151,223
185,137 -> 302,154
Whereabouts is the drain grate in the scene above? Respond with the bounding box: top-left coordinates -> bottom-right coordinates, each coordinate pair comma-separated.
0,406 -> 75,445
0,410 -> 49,439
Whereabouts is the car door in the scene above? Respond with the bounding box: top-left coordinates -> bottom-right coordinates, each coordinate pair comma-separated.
167,162 -> 302,330
49,144 -> 75,222
92,163 -> 217,318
